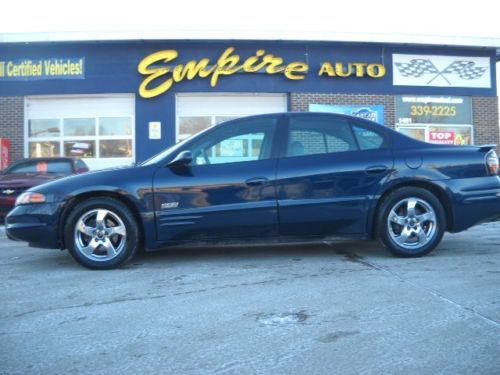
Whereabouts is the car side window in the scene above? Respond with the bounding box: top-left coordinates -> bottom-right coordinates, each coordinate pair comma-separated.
75,159 -> 89,171
7,160 -> 73,173
351,124 -> 386,150
286,116 -> 358,157
189,117 -> 277,165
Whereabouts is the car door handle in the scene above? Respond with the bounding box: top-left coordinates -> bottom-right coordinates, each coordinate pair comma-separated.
245,177 -> 269,186
365,165 -> 388,174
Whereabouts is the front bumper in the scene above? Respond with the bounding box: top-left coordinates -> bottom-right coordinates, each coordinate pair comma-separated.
5,201 -> 65,249
0,196 -> 17,219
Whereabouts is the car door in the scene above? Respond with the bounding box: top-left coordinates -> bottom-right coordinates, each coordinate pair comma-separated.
276,114 -> 393,237
152,115 -> 281,242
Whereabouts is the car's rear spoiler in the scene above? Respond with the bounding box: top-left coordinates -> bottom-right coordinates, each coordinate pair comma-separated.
477,144 -> 497,152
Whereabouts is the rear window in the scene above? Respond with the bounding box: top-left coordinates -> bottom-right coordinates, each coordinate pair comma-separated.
352,124 -> 387,150
7,160 -> 73,174
287,116 -> 358,157
75,159 -> 89,171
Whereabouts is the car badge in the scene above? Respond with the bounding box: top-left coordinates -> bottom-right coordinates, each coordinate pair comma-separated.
161,202 -> 179,209
2,189 -> 15,195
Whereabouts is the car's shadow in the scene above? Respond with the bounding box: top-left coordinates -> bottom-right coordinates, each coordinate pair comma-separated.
13,224 -> 499,270
6,239 -> 390,272
128,240 -> 389,267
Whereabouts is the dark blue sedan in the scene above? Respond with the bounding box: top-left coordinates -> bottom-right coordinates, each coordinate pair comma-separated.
6,113 -> 500,269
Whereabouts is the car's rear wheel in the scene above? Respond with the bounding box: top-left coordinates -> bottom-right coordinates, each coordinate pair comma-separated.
378,187 -> 445,257
64,198 -> 139,269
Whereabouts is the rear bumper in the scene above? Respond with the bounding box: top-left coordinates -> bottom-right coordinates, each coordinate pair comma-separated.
445,176 -> 500,232
5,202 -> 64,249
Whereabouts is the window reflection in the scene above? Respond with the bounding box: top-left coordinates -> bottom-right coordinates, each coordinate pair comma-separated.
64,118 -> 96,136
100,140 -> 132,158
27,116 -> 134,162
179,116 -> 212,141
29,141 -> 60,157
99,117 -> 132,136
64,141 -> 95,157
29,119 -> 60,137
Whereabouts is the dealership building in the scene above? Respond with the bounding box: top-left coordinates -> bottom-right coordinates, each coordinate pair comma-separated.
0,33 -> 498,170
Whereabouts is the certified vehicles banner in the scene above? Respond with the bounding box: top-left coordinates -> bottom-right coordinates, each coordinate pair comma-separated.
0,58 -> 85,81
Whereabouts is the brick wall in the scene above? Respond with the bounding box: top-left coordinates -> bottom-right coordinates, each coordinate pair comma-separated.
290,93 -> 396,129
0,97 -> 24,164
472,97 -> 500,146
291,93 -> 500,146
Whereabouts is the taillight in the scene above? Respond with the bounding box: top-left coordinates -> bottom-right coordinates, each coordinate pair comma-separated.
486,150 -> 499,175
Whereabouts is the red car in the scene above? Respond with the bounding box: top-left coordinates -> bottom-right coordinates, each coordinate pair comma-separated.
0,157 -> 89,220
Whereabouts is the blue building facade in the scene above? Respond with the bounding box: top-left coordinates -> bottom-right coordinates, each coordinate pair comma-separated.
0,40 -> 497,169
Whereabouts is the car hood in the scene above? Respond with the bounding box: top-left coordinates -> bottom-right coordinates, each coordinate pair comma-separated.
25,163 -> 157,204
0,173 -> 69,188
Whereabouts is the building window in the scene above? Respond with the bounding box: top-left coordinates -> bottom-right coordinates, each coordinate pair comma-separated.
28,116 -> 133,160
395,95 -> 473,145
26,96 -> 135,170
178,115 -> 238,141
396,124 -> 473,145
176,94 -> 287,142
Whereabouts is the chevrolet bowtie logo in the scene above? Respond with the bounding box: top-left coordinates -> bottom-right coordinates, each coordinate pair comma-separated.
2,189 -> 15,195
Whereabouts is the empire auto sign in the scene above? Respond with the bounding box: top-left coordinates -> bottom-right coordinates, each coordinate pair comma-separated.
137,47 -> 386,98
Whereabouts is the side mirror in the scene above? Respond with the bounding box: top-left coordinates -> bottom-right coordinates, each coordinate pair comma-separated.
168,150 -> 192,167
77,167 -> 89,174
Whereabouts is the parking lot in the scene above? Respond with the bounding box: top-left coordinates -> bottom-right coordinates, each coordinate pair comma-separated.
0,222 -> 499,374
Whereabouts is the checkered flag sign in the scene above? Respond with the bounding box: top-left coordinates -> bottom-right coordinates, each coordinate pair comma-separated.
394,59 -> 439,77
442,60 -> 488,80
395,58 -> 488,80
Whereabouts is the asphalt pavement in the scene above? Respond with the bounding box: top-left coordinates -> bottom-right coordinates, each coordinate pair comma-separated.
0,223 -> 499,374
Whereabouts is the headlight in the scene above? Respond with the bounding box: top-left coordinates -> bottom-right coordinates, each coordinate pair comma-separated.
15,192 -> 46,205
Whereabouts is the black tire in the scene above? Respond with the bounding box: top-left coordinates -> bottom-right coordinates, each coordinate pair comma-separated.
64,197 -> 139,269
377,187 -> 446,257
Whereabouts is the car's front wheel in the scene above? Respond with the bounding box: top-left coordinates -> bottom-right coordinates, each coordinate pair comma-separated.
378,187 -> 445,257
64,198 -> 139,269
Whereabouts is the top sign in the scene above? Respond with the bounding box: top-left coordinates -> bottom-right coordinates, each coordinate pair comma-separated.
429,131 -> 455,145
392,54 -> 491,88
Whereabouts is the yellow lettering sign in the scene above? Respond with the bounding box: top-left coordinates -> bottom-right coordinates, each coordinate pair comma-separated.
285,62 -> 308,80
319,61 -> 386,79
335,63 -> 352,78
137,48 -> 386,98
352,63 -> 367,77
138,47 -> 309,98
366,64 -> 386,78
210,47 -> 242,87
318,62 -> 335,77
138,50 -> 178,99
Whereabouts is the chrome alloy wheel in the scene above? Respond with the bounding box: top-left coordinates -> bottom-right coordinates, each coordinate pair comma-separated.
73,209 -> 127,262
387,197 -> 437,250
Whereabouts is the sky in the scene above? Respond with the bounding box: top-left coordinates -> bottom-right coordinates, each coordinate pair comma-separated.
0,0 -> 498,40
0,0 -> 499,85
